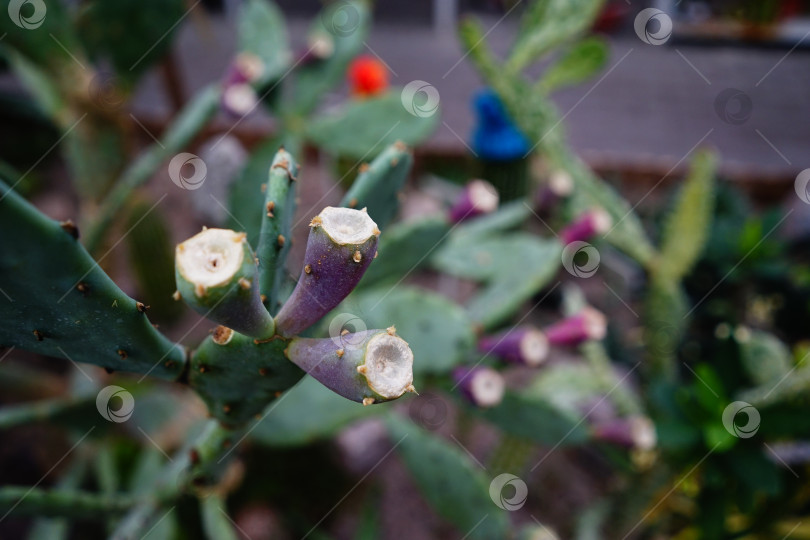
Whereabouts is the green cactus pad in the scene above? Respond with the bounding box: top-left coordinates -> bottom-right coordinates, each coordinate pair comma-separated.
384,416 -> 509,540
256,148 -> 299,310
341,141 -> 413,229
189,329 -> 303,426
0,180 -> 185,380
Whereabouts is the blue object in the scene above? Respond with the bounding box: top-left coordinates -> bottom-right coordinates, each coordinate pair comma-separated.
471,88 -> 531,161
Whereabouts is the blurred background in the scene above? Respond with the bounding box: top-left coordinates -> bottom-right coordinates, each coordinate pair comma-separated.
1,0 -> 809,539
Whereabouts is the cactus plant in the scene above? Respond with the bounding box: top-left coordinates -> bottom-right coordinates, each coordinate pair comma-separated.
0,142 -> 416,535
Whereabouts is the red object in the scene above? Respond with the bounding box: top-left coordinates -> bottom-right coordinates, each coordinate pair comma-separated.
348,55 -> 389,97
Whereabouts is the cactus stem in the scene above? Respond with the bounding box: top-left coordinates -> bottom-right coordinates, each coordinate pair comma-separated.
212,326 -> 233,345
136,302 -> 148,313
362,397 -> 375,406
59,220 -> 79,239
353,250 -> 362,263
277,235 -> 285,247
117,349 -> 128,359
33,330 -> 44,341
172,290 -> 181,301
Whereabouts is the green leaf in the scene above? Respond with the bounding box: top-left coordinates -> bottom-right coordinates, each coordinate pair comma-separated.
291,0 -> 370,115
507,0 -> 605,73
78,0 -> 186,82
537,37 -> 608,93
0,180 -> 186,380
738,329 -> 792,386
305,92 -> 439,159
86,85 -> 221,252
226,137 -> 284,247
384,416 -> 509,540
340,142 -> 413,229
238,0 -> 291,87
434,233 -> 562,329
358,217 -> 451,289
200,494 -> 238,540
345,285 -> 476,374
251,376 -> 376,446
656,150 -> 718,283
477,391 -> 589,445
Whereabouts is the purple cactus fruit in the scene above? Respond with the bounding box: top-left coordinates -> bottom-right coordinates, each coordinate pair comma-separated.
274,207 -> 380,337
534,169 -> 573,216
592,415 -> 656,451
221,53 -> 264,117
478,326 -> 548,367
175,228 -> 274,339
448,179 -> 499,223
286,328 -> 415,404
544,307 -> 607,346
559,208 -> 612,245
453,366 -> 505,408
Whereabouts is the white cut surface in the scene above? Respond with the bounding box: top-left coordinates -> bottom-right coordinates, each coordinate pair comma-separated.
319,206 -> 379,245
631,416 -> 657,451
590,208 -> 613,234
469,179 -> 499,212
223,84 -> 257,115
364,333 -> 414,399
520,329 -> 549,366
470,368 -> 505,407
177,229 -> 245,288
583,307 -> 608,341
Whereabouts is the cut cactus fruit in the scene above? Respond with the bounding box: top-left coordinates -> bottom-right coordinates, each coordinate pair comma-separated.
175,228 -> 274,339
478,326 -> 548,367
448,179 -> 499,223
285,328 -> 415,403
274,207 -> 380,336
453,366 -> 505,407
